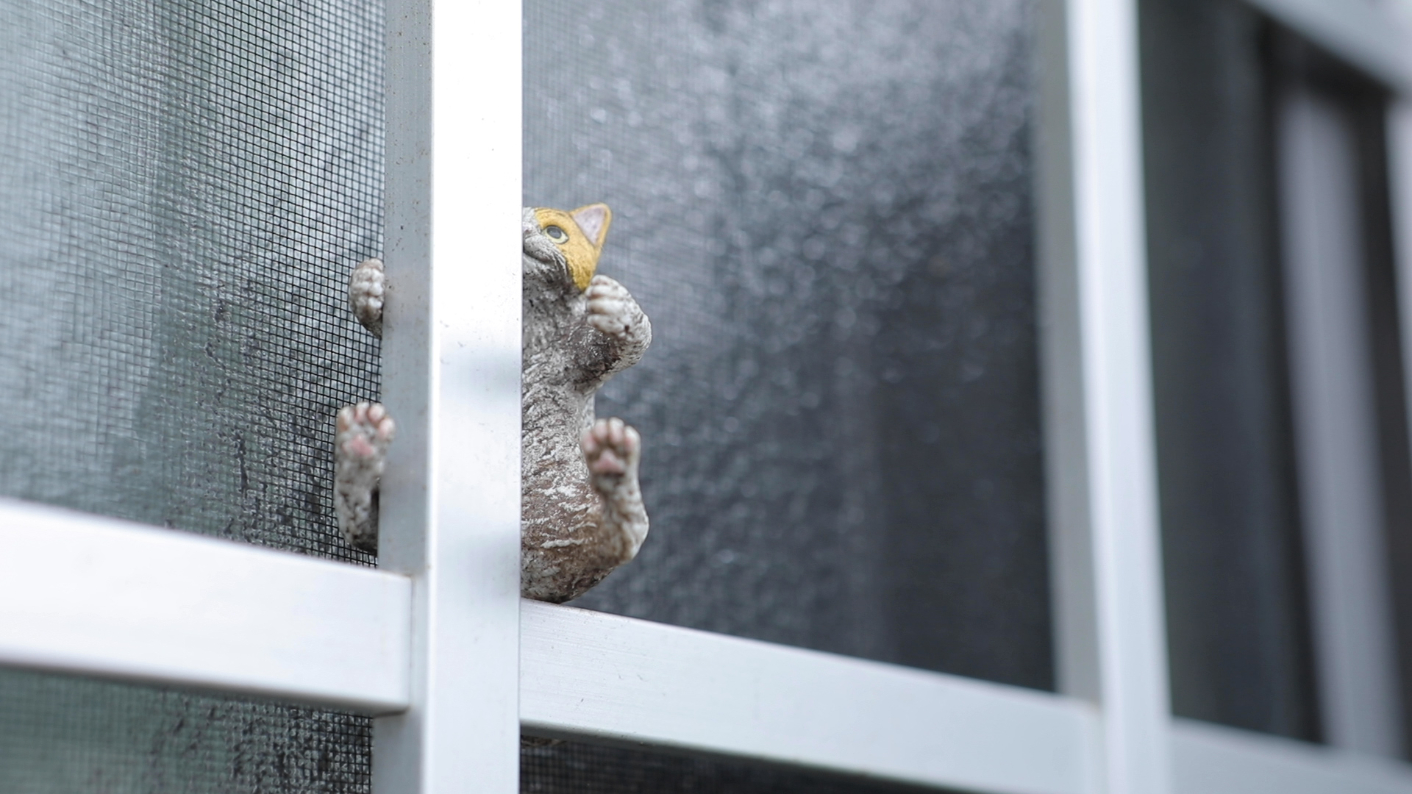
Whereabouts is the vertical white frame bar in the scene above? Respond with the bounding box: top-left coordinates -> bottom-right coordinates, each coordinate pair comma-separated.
1278,88 -> 1405,757
1065,0 -> 1174,791
1036,0 -> 1101,708
1393,99 -> 1412,498
376,0 -> 523,792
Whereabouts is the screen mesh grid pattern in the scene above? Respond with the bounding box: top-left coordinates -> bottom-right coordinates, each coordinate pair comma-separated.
0,670 -> 371,793
522,740 -> 947,794
0,0 -> 382,788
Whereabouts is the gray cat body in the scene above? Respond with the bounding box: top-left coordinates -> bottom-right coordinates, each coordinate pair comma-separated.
518,206 -> 651,601
334,205 -> 651,603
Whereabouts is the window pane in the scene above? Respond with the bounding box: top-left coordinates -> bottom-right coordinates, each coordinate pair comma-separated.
524,0 -> 1050,688
0,0 -> 382,560
0,0 -> 382,787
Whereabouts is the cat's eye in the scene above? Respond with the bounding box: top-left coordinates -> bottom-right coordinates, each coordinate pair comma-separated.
544,225 -> 569,243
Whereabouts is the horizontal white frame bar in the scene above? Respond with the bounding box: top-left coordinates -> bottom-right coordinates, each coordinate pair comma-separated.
1173,719 -> 1412,794
1243,0 -> 1412,93
0,499 -> 411,714
520,601 -> 1100,794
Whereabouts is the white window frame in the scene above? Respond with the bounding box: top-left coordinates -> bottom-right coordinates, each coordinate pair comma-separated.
3,0 -> 1412,792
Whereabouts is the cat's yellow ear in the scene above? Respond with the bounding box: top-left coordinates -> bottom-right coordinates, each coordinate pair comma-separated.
533,203 -> 613,290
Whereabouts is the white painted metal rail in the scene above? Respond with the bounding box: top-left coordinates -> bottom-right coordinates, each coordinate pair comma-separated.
521,601 -> 1100,794
8,495 -> 1412,792
1173,720 -> 1412,794
1243,0 -> 1412,94
0,499 -> 412,714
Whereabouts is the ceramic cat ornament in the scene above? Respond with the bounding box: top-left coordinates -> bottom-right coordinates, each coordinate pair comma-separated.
334,204 -> 652,602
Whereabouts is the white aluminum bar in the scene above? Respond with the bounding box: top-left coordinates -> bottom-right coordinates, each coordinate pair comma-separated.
520,602 -> 1100,794
1172,719 -> 1412,794
1278,87 -> 1405,757
374,0 -> 523,791
1067,0 -> 1175,791
1242,0 -> 1412,94
0,499 -> 411,714
1034,0 -> 1102,705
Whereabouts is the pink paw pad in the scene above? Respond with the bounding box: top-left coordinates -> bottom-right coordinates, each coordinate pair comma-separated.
582,417 -> 638,478
337,402 -> 396,461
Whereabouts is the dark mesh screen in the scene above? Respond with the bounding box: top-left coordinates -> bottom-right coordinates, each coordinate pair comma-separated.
0,670 -> 370,793
522,741 -> 944,794
0,0 -> 382,788
524,0 -> 1048,687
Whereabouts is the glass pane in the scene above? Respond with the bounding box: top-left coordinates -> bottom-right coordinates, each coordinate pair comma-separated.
0,0 -> 382,787
524,0 -> 1050,688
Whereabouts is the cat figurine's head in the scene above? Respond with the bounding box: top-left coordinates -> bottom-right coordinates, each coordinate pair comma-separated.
522,203 -> 612,292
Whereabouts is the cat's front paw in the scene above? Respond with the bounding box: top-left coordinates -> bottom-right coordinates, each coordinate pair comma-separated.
582,417 -> 641,492
335,401 -> 396,552
585,275 -> 641,341
350,258 -> 385,338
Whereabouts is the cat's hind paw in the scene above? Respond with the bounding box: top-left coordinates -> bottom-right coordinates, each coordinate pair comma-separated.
582,417 -> 640,492
581,417 -> 648,560
350,258 -> 385,338
335,401 -> 395,552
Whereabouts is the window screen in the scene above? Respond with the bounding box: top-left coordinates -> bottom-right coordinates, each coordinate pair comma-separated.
0,670 -> 370,793
524,0 -> 1049,687
522,740 -> 943,794
0,0 -> 382,788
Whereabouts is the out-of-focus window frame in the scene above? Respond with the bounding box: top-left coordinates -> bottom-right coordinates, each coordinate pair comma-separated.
2,1 -> 1412,793
1157,0 -> 1412,785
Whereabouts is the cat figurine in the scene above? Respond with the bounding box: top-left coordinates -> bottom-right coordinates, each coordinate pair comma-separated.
333,203 -> 652,603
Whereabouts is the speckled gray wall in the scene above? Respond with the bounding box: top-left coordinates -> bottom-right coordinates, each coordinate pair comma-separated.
0,0 -> 382,788
525,0 -> 1050,689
